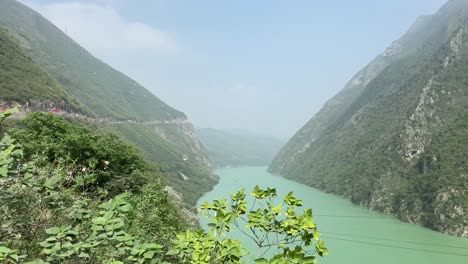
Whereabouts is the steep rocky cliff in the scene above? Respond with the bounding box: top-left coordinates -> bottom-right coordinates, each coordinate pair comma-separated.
270,0 -> 468,237
108,121 -> 216,206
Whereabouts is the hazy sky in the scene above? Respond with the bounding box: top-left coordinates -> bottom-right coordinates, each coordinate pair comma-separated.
22,0 -> 446,138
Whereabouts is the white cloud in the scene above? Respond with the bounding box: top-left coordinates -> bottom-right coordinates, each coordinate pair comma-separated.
22,1 -> 178,58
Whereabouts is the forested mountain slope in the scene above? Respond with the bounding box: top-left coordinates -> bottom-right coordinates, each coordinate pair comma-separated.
270,0 -> 468,237
0,0 -> 216,207
0,28 -> 83,113
0,0 -> 182,121
197,128 -> 285,167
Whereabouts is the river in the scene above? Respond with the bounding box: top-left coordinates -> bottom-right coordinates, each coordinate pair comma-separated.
197,166 -> 468,264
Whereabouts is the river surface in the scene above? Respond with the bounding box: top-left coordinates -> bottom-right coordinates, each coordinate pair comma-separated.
196,166 -> 468,264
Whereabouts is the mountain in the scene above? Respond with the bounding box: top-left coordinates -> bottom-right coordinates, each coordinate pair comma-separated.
269,0 -> 468,237
0,28 -> 83,113
0,0 -> 216,207
0,0 -> 183,121
197,128 -> 285,167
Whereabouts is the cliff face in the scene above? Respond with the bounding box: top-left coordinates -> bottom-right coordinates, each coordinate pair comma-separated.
102,120 -> 216,207
270,0 -> 468,237
150,122 -> 213,169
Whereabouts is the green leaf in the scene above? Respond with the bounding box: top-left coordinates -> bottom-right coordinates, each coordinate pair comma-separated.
45,227 -> 61,235
255,258 -> 268,264
78,252 -> 90,258
43,175 -> 61,190
303,256 -> 317,264
39,241 -> 55,248
191,251 -> 199,261
166,249 -> 179,255
0,246 -> 12,254
143,250 -> 155,259
119,204 -> 132,212
91,217 -> 107,225
0,166 -> 8,177
10,254 -> 19,261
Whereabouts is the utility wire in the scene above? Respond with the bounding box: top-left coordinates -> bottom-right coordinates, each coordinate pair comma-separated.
321,231 -> 468,250
322,236 -> 468,257
314,214 -> 393,218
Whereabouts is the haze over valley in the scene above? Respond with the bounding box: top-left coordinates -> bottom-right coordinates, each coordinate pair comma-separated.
1,0 -> 467,263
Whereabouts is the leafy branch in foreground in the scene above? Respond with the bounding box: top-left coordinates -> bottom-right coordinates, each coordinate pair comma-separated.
172,186 -> 328,264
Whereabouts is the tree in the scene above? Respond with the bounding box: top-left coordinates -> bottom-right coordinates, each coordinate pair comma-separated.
170,186 -> 328,263
0,111 -> 328,263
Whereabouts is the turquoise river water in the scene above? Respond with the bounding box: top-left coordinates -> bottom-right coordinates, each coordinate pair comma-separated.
197,166 -> 468,264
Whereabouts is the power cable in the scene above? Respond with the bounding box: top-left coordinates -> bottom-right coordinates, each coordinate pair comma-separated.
314,214 -> 393,218
322,236 -> 468,257
321,231 -> 468,250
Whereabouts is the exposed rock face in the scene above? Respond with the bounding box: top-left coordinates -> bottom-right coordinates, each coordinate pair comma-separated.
26,99 -> 76,113
400,27 -> 467,162
147,121 -> 213,170
270,1 -> 468,237
165,186 -> 198,225
1,99 -> 78,114
434,189 -> 468,236
400,78 -> 439,160
175,122 -> 213,169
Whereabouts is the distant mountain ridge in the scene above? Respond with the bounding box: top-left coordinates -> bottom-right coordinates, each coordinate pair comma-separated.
0,0 -> 216,207
197,128 -> 285,167
270,0 -> 468,237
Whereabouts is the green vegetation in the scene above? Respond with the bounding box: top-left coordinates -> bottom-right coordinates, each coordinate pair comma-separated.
178,186 -> 328,264
10,113 -> 147,192
0,111 -> 327,263
197,128 -> 285,168
406,115 -> 468,231
0,110 -> 185,263
0,0 -> 328,260
270,1 -> 468,237
0,28 -> 82,112
0,0 -> 216,207
0,0 -> 184,122
107,123 -> 217,207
